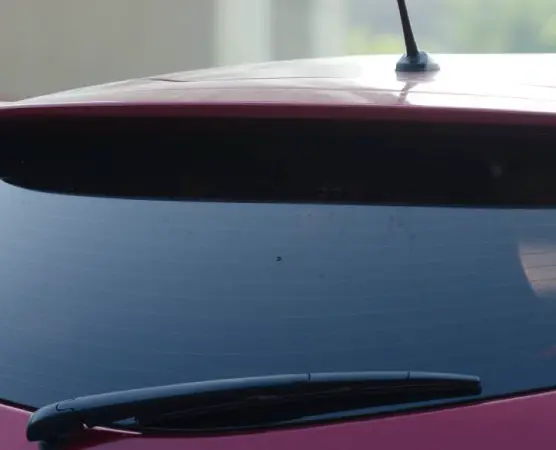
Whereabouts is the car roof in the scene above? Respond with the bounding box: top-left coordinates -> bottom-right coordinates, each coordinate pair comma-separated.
6,54 -> 556,115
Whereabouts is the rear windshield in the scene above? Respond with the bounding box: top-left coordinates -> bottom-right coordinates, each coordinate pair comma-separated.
2,118 -> 556,410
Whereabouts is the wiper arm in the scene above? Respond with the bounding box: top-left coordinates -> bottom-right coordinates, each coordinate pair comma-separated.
27,371 -> 481,443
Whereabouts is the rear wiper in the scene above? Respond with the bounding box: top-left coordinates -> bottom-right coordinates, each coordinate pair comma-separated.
27,371 -> 481,443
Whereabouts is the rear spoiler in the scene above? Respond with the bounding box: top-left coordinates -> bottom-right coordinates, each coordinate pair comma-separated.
2,102 -> 556,127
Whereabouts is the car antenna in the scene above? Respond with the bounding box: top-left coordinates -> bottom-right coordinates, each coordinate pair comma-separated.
395,0 -> 439,73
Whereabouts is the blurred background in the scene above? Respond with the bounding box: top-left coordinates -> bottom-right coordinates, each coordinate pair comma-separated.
1,0 -> 555,99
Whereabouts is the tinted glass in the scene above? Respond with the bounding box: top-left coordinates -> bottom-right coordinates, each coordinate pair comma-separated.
1,119 -> 556,410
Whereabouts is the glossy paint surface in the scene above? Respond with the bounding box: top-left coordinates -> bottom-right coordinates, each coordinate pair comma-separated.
4,54 -> 556,115
3,390 -> 556,450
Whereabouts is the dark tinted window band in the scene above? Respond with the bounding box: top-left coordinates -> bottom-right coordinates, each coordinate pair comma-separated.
1,118 -> 556,207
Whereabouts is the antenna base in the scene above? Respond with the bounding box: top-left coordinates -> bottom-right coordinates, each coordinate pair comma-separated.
395,51 -> 439,73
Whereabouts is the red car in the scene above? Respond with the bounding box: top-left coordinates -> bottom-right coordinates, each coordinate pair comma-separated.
2,6 -> 556,449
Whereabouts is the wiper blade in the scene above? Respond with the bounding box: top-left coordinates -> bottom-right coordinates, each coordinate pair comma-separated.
27,371 -> 481,442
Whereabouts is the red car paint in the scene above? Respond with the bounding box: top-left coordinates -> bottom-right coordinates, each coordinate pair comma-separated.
2,53 -> 556,449
3,391 -> 556,450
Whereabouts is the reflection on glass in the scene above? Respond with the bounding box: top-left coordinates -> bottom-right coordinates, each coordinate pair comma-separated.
519,241 -> 556,298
